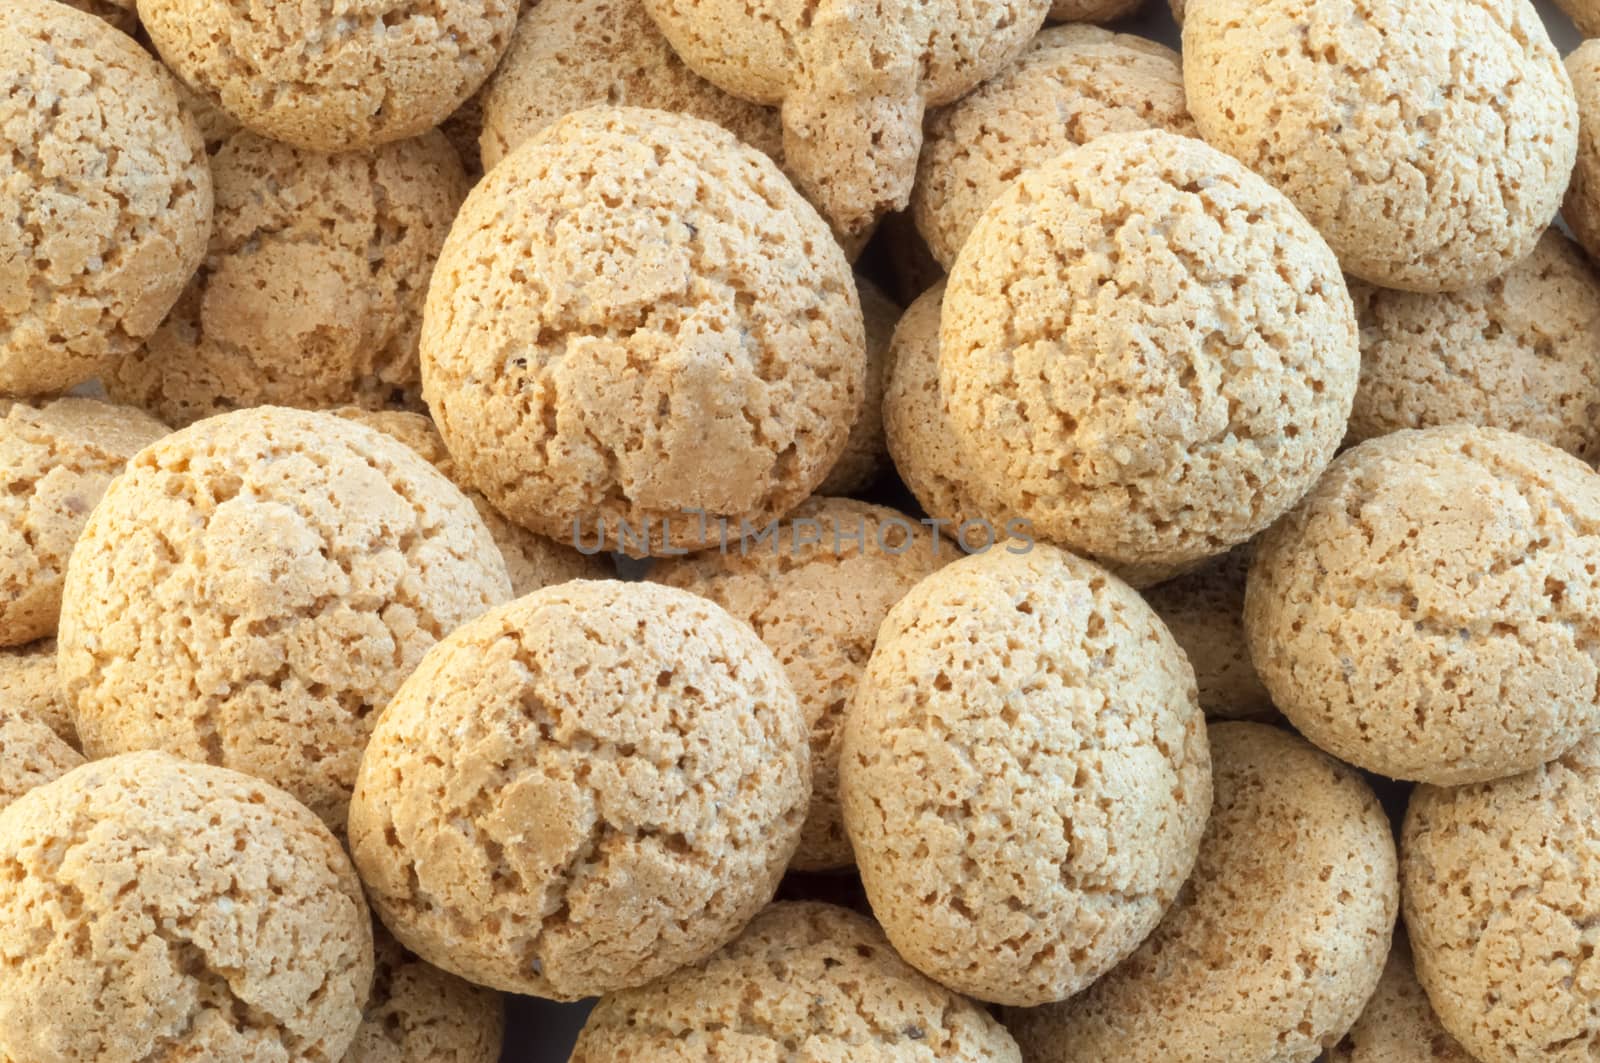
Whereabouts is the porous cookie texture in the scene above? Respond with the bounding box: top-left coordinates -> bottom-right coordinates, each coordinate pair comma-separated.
1246,425 -> 1600,786
1348,230 -> 1600,461
1049,0 -> 1142,18
0,641 -> 72,748
641,0 -> 1049,241
421,107 -> 864,558
59,0 -> 138,33
570,902 -> 1022,1061
1008,722 -> 1399,1063
342,927 -> 504,1063
0,398 -> 168,648
840,544 -> 1211,1006
0,752 -> 373,1063
653,497 -> 952,871
914,25 -> 1194,269
347,580 -> 810,1000
1327,936 -> 1473,1063
1143,544 -> 1275,721
0,700 -> 83,813
0,0 -> 211,396
1403,736 -> 1600,1062
1184,0 -> 1576,292
138,0 -> 519,152
56,407 -> 512,828
106,131 -> 469,428
1557,0 -> 1600,37
817,278 -> 898,495
1564,43 -> 1600,266
941,130 -> 1359,582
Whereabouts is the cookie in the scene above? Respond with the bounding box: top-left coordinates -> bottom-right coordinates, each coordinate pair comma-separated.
0,751 -> 373,1063
571,902 -> 1021,1060
1,398 -> 168,649
1564,42 -> 1600,267
1246,425 -> 1600,785
840,544 -> 1211,1006
0,0 -> 211,396
1048,0 -> 1141,19
1184,0 -> 1576,292
816,278 -> 897,495
1143,544 -> 1275,721
941,130 -> 1358,584
421,107 -> 864,558
913,25 -> 1194,268
342,926 -> 504,1063
347,580 -> 810,1000
58,0 -> 138,33
1403,736 -> 1600,1062
0,700 -> 82,814
1327,935 -> 1473,1063
106,130 -> 469,428
653,497 -> 952,870
56,407 -> 513,828
641,0 -> 1050,241
0,641 -> 72,748
1556,0 -> 1600,37
138,0 -> 519,152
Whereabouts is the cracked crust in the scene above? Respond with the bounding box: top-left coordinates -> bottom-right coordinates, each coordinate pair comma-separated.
0,641 -> 72,748
652,497 -> 954,871
816,277 -> 897,495
1,399 -> 168,649
1009,722 -> 1397,1062
914,25 -> 1194,269
839,544 -> 1211,1006
106,130 -> 469,428
342,925 -> 504,1063
1184,0 -> 1576,292
421,107 -> 864,558
0,751 -> 373,1063
1563,42 -> 1600,268
1328,935 -> 1473,1063
1402,736 -> 1600,1062
0,699 -> 82,814
138,0 -> 519,152
570,902 -> 1022,1060
1245,425 -> 1600,786
56,407 -> 513,829
0,0 -> 211,396
941,130 -> 1358,582
346,579 -> 810,1000
1143,543 -> 1275,721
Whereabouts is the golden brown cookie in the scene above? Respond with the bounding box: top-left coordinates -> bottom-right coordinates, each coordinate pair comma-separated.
840,544 -> 1211,1006
57,407 -> 513,828
58,0 -> 138,33
106,131 -> 468,427
913,24 -> 1194,268
1009,722 -> 1398,1063
1,0 -> 211,396
0,641 -> 71,748
1564,42 -> 1600,267
138,0 -> 519,152
571,902 -> 1021,1060
347,580 -> 810,1001
1246,425 -> 1600,786
0,751 -> 373,1063
1,398 -> 169,649
421,107 -> 864,558
1556,0 -> 1600,36
1327,935 -> 1473,1063
941,130 -> 1358,584
1142,544 -> 1274,721
1184,0 -> 1576,292
0,699 -> 82,814
342,926 -> 504,1063
816,277 -> 897,495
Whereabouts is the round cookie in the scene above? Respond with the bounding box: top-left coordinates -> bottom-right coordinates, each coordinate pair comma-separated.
0,398 -> 168,648
138,0 -> 519,152
840,544 -> 1211,1006
1143,544 -> 1275,721
343,926 -> 504,1063
0,699 -> 83,814
1184,0 -> 1576,292
106,130 -> 469,428
816,277 -> 897,496
941,129 -> 1359,583
571,902 -> 1022,1060
421,107 -> 864,558
653,497 -> 953,871
0,641 -> 72,748
1557,0 -> 1600,38
1246,425 -> 1600,785
0,751 -> 373,1063
1,0 -> 211,397
1403,736 -> 1600,1062
1564,42 -> 1600,267
347,580 -> 810,1000
58,0 -> 138,33
914,24 -> 1194,268
56,407 -> 513,828
1327,935 -> 1474,1063
1008,722 -> 1397,1062
1048,0 -> 1141,19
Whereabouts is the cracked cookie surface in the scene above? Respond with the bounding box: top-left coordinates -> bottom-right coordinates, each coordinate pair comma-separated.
816,277 -> 898,495
0,641 -> 71,747
1143,543 -> 1274,721
341,925 -> 504,1063
1327,935 -> 1473,1063
0,699 -> 82,814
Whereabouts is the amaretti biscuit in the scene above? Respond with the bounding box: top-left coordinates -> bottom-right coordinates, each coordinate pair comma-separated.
1048,0 -> 1142,20
0,0 -> 211,396
1009,722 -> 1398,1063
1327,936 -> 1474,1063
941,130 -> 1358,584
816,278 -> 898,496
421,107 -> 864,557
0,641 -> 71,748
1557,0 -> 1600,37
59,0 -> 137,33
347,580 -> 810,1001
57,407 -> 512,828
840,544 -> 1211,1006
1184,0 -> 1576,292
0,752 -> 373,1063
571,902 -> 1022,1060
343,926 -> 505,1063
1563,42 -> 1600,266
1143,545 -> 1275,721
0,700 -> 82,813
1246,425 -> 1600,785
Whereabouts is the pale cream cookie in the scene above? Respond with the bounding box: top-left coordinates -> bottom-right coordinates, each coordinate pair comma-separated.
1143,544 -> 1275,721
342,926 -> 504,1063
0,699 -> 82,814
816,277 -> 898,495
1327,935 -> 1474,1063
0,641 -> 72,748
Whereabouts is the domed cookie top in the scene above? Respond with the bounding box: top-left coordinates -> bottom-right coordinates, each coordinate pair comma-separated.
421,107 -> 864,558
342,926 -> 505,1063
1246,425 -> 1600,785
0,641 -> 71,748
0,699 -> 83,814
816,277 -> 898,496
1563,42 -> 1600,267
1327,935 -> 1473,1063
0,0 -> 211,396
1143,544 -> 1275,721
1184,0 -> 1576,292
